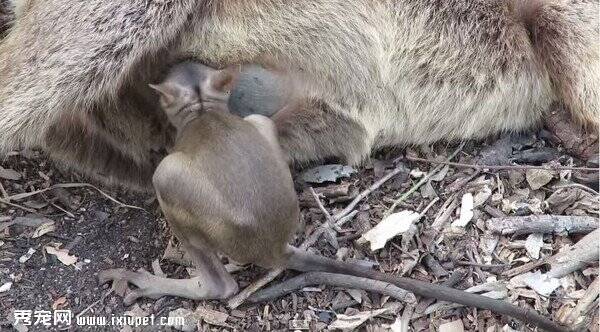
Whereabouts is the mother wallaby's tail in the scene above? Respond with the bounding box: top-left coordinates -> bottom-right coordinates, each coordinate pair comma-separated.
515,0 -> 599,129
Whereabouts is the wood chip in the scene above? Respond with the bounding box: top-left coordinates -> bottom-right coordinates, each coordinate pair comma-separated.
0,167 -> 21,181
439,320 -> 465,332
358,210 -> 419,251
451,193 -> 474,227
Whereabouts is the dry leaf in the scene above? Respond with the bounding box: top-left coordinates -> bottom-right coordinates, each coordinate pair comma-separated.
0,167 -> 21,180
0,221 -> 14,232
473,185 -> 492,207
167,308 -> 197,332
195,306 -> 230,328
526,169 -> 554,190
430,165 -> 450,182
13,215 -> 54,227
525,233 -> 544,259
23,200 -> 48,209
545,188 -> 584,214
328,307 -> 390,330
359,211 -> 419,251
466,281 -> 507,294
45,246 -> 78,266
452,193 -> 473,227
420,181 -> 437,198
125,304 -> 149,317
0,282 -> 12,293
346,289 -> 363,304
52,297 -> 68,310
31,221 -> 55,238
522,271 -> 560,296
300,164 -> 356,184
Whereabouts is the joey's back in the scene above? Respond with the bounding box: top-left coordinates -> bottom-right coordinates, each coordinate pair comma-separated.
153,111 -> 299,267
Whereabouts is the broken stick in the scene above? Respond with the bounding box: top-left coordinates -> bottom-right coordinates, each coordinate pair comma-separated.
546,228 -> 599,279
486,215 -> 598,236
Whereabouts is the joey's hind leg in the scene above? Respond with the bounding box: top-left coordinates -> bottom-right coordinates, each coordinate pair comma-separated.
99,238 -> 237,304
274,99 -> 370,165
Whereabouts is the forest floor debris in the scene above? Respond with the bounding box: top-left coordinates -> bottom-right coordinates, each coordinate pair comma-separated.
0,132 -> 598,331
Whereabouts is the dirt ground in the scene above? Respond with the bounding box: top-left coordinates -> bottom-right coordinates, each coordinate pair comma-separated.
0,131 -> 598,332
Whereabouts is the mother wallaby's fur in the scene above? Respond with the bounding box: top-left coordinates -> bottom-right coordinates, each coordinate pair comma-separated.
0,0 -> 598,189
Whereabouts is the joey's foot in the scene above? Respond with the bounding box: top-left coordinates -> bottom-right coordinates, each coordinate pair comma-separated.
98,268 -> 238,305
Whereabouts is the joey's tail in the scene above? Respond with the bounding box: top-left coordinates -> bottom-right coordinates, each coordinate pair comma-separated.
285,246 -> 566,332
514,0 -> 599,129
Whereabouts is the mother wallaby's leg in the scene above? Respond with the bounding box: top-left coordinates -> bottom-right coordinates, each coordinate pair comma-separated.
0,0 -> 200,189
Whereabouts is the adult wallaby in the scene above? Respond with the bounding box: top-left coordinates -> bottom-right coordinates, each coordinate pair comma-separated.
0,0 -> 597,191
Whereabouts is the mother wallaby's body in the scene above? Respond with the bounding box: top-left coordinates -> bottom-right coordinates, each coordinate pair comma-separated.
0,0 -> 597,189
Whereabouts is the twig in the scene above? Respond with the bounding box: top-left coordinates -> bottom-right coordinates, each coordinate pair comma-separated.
247,272 -> 416,304
309,187 -> 333,221
502,257 -> 550,278
486,215 -> 599,235
47,201 -> 75,218
430,194 -> 458,232
300,227 -> 328,250
0,180 -> 8,199
227,268 -> 284,309
76,289 -> 113,318
415,269 -> 468,314
336,210 -> 358,227
455,261 -> 509,269
405,156 -> 600,172
423,254 -> 448,278
386,143 -> 465,216
546,228 -> 599,279
64,235 -> 84,252
309,187 -> 340,232
400,305 -> 415,332
507,228 -> 598,282
553,183 -> 600,196
562,278 -> 600,325
418,197 -> 439,217
332,165 -> 406,221
483,205 -> 507,218
0,198 -> 38,213
5,183 -> 146,212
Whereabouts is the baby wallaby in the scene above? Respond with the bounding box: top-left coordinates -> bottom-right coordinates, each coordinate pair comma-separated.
100,61 -> 302,301
98,62 -> 566,332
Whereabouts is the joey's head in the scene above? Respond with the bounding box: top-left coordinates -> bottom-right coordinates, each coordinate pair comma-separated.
149,80 -> 200,131
150,62 -> 234,131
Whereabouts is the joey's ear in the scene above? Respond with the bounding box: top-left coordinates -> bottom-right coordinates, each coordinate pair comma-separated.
211,69 -> 237,93
149,82 -> 181,106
